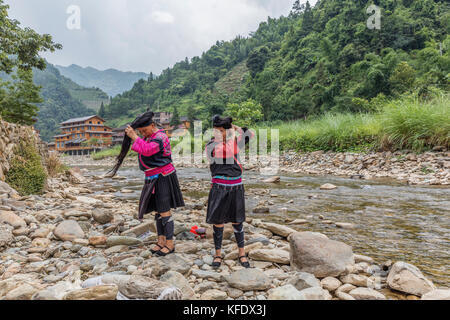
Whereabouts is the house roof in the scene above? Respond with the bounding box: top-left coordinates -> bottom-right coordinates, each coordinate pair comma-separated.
61,115 -> 105,125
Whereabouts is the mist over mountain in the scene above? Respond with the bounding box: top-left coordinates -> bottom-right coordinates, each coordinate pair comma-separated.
55,64 -> 149,97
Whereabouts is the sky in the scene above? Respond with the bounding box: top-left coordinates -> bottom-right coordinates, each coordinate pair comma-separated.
4,0 -> 316,74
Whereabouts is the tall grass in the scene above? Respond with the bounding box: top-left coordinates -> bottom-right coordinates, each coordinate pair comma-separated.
257,94 -> 449,153
379,95 -> 450,151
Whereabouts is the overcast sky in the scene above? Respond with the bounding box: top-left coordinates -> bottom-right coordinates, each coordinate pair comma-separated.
5,0 -> 316,74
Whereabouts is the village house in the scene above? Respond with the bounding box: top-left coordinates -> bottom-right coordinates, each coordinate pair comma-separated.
48,115 -> 113,155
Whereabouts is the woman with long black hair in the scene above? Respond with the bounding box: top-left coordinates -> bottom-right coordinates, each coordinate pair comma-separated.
205,115 -> 254,269
107,111 -> 185,256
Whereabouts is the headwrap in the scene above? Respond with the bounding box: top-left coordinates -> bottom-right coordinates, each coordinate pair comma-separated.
212,115 -> 233,129
106,111 -> 155,177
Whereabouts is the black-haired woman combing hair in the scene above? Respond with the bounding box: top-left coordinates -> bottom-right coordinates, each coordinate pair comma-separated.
107,111 -> 185,256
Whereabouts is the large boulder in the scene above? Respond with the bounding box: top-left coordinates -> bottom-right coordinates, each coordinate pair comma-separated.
386,262 -> 436,296
226,269 -> 271,291
289,232 -> 354,278
249,249 -> 290,265
53,220 -> 85,241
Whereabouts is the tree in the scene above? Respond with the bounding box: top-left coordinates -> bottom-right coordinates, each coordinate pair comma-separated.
170,106 -> 180,126
0,0 -> 62,124
291,0 -> 305,17
98,102 -> 106,118
389,61 -> 416,94
225,99 -> 264,128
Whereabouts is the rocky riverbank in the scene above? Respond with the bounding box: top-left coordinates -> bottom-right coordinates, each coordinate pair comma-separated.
0,165 -> 448,300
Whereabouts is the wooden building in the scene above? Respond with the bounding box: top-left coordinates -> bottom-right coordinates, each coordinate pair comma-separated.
53,115 -> 113,155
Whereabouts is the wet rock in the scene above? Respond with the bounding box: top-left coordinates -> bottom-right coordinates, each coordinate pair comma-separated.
335,222 -> 355,229
53,220 -> 85,241
263,176 -> 280,183
226,269 -> 271,291
386,262 -> 436,296
249,249 -> 290,265
106,236 -> 143,247
92,210 -> 113,224
287,272 -> 321,291
421,289 -> 450,300
289,232 -> 354,278
0,210 -> 26,229
321,277 -> 342,292
288,219 -> 308,225
63,285 -> 118,300
160,271 -> 195,300
354,254 -> 374,264
253,206 -> 270,214
268,285 -> 305,300
320,183 -> 337,190
348,287 -> 386,300
201,289 -> 227,300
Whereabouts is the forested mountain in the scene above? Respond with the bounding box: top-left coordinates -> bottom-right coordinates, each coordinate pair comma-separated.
102,0 -> 449,128
55,64 -> 149,97
33,63 -> 104,142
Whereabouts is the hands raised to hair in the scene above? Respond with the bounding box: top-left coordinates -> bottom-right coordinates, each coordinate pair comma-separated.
125,125 -> 139,141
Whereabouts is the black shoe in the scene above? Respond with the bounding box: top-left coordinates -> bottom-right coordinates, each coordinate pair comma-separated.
212,256 -> 223,269
155,246 -> 175,257
238,255 -> 250,268
151,244 -> 164,255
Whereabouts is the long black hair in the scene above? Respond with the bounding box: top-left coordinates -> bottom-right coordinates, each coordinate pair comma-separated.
212,115 -> 251,146
105,111 -> 155,177
212,115 -> 233,129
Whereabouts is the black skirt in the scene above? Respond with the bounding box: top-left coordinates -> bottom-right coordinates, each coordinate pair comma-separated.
206,183 -> 246,225
138,172 -> 185,219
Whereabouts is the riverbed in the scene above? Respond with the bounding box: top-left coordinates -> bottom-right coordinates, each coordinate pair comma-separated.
77,164 -> 450,287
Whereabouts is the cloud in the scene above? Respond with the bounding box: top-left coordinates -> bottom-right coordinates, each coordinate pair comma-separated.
3,0 -> 308,73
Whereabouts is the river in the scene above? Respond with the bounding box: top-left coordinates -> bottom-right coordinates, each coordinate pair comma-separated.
78,164 -> 449,287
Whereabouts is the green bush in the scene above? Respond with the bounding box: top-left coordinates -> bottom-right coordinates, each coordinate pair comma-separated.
6,141 -> 47,195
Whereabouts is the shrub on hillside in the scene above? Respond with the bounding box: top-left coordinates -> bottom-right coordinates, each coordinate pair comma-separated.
6,141 -> 47,195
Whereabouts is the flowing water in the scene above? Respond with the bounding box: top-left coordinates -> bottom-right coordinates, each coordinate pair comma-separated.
80,165 -> 449,287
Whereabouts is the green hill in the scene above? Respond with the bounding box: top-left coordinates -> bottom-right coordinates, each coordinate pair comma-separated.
55,64 -> 149,97
32,63 -> 107,142
103,0 -> 449,127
